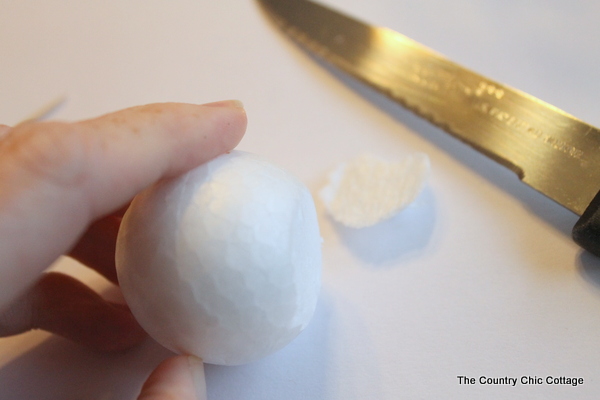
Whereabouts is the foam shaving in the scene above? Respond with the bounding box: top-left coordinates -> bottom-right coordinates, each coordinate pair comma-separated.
320,153 -> 430,228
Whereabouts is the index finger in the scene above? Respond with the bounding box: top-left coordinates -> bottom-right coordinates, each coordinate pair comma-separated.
0,101 -> 247,310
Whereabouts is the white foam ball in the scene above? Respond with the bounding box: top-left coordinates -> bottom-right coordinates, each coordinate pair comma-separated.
116,151 -> 322,365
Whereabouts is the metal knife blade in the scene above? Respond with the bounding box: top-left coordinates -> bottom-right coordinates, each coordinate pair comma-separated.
257,0 -> 600,255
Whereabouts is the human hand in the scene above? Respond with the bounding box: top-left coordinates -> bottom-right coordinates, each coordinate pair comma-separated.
0,101 -> 247,399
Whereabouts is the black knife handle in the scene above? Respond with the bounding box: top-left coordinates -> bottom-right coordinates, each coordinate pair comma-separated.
573,190 -> 600,256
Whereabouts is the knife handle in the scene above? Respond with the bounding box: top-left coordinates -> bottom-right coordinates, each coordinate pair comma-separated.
572,191 -> 600,256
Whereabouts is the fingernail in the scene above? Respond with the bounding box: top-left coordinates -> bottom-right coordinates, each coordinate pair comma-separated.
203,100 -> 244,109
187,355 -> 207,400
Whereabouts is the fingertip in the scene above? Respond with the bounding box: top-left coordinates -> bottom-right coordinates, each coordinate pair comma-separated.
198,99 -> 247,158
138,355 -> 207,400
84,101 -> 248,181
147,101 -> 247,178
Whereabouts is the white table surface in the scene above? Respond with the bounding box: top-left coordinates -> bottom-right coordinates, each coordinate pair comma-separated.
2,1 -> 600,399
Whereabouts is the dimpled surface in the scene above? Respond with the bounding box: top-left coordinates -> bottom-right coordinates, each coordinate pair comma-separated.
116,151 -> 322,365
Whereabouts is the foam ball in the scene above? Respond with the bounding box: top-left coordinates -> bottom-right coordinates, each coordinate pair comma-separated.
116,151 -> 322,365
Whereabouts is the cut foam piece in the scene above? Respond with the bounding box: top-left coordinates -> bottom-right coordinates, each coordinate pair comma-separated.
320,153 -> 430,228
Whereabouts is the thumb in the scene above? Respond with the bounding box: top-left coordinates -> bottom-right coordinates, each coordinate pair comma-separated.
138,355 -> 207,400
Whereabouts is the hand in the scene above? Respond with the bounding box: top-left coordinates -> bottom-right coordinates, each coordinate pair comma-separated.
0,101 -> 247,399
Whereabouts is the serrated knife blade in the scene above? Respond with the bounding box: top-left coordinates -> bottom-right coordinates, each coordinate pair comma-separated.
257,0 -> 600,256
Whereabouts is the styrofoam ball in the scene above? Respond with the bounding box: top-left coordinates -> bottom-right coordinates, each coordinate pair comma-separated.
116,151 -> 322,365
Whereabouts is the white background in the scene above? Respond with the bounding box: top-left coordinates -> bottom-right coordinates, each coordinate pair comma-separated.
1,1 -> 600,399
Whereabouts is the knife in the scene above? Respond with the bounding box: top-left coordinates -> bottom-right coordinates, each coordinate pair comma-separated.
257,0 -> 600,256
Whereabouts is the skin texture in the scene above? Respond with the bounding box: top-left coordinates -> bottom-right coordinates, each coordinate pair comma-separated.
0,101 -> 247,399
